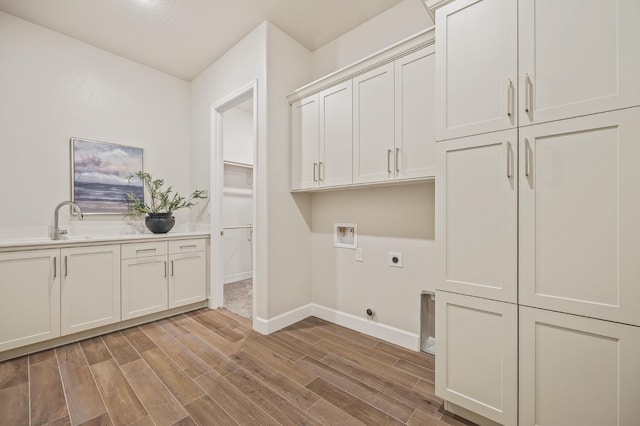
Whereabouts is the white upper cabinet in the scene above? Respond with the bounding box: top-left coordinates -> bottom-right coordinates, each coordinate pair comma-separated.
435,0 -> 517,141
395,46 -> 436,179
436,129 -> 518,303
61,245 -> 121,335
0,250 -> 60,352
353,62 -> 396,184
318,81 -> 353,187
519,0 -> 640,126
291,94 -> 319,190
519,108 -> 640,326
519,306 -> 640,426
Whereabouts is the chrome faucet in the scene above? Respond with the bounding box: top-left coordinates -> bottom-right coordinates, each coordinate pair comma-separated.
52,201 -> 83,240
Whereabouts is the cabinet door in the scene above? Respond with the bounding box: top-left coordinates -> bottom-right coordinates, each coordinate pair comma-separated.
61,245 -> 120,335
395,45 -> 436,179
291,94 -> 319,189
519,306 -> 640,426
0,250 -> 60,351
353,62 -> 395,184
435,291 -> 518,426
435,0 -> 517,141
319,81 -> 352,187
519,0 -> 640,126
519,108 -> 640,326
436,130 -> 517,302
121,256 -> 168,320
169,241 -> 207,308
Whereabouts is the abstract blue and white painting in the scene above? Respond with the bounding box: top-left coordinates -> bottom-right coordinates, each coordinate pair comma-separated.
71,138 -> 144,214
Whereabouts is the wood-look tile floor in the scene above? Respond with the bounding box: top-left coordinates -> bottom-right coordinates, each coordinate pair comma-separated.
0,309 -> 477,426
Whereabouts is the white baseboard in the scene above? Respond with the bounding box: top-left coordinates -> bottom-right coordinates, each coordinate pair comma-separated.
310,304 -> 420,351
253,303 -> 313,335
223,271 -> 252,284
252,302 -> 420,351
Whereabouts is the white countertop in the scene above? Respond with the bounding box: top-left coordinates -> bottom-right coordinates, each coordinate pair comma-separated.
0,231 -> 210,251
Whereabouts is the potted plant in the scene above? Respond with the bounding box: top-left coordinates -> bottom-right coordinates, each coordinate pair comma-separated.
126,171 -> 208,234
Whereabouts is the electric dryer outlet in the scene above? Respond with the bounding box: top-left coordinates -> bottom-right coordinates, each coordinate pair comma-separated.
388,252 -> 403,268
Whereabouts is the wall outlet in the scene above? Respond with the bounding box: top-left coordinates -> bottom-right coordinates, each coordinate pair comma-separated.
389,252 -> 403,268
355,247 -> 363,262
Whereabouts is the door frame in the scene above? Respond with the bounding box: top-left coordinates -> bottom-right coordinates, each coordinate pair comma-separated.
210,80 -> 258,324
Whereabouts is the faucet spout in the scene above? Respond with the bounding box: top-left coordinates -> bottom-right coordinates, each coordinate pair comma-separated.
52,201 -> 83,240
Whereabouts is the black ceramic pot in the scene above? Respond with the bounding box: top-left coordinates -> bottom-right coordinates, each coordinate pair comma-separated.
145,212 -> 175,234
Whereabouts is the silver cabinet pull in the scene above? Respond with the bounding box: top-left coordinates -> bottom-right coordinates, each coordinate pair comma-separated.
53,256 -> 57,279
507,79 -> 513,118
395,147 -> 400,173
387,149 -> 392,173
525,73 -> 532,113
506,141 -> 512,178
171,260 -> 174,277
319,162 -> 324,181
524,139 -> 529,176
313,162 -> 318,182
164,261 -> 167,278
64,256 -> 68,278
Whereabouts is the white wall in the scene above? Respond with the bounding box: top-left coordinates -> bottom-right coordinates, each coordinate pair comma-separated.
189,22 -> 268,317
311,0 -> 433,79
264,23 -> 314,319
0,12 -> 190,238
311,184 -> 437,336
189,22 -> 313,325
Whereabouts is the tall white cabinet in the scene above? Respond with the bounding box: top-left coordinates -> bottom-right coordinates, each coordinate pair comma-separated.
430,0 -> 640,424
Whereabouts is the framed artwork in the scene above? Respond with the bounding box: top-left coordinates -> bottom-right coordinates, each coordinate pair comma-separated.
71,137 -> 144,214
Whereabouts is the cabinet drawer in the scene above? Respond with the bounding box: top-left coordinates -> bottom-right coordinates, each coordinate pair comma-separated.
121,241 -> 168,260
169,239 -> 206,255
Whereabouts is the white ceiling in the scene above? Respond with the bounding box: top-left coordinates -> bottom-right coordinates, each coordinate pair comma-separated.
0,0 -> 405,81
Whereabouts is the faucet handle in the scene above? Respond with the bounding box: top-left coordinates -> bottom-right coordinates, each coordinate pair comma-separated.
58,229 -> 68,235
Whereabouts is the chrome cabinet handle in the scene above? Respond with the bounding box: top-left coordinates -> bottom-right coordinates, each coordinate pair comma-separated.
53,256 -> 57,279
395,148 -> 400,173
164,261 -> 167,278
387,149 -> 392,173
319,162 -> 324,181
313,162 -> 318,182
524,139 -> 529,176
507,79 -> 513,118
506,141 -> 512,178
525,73 -> 532,113
171,260 -> 174,277
64,256 -> 68,278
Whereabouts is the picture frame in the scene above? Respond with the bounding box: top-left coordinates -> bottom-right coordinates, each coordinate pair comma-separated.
71,137 -> 144,214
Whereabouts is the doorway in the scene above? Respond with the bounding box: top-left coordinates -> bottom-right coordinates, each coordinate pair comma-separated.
211,81 -> 257,322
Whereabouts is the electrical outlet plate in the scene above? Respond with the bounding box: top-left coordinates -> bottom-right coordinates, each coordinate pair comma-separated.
389,252 -> 403,267
355,248 -> 363,262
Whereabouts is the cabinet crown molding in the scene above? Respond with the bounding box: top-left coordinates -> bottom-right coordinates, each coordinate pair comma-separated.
424,0 -> 456,17
287,27 -> 435,104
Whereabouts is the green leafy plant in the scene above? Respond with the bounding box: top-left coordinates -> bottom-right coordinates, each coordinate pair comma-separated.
126,171 -> 208,216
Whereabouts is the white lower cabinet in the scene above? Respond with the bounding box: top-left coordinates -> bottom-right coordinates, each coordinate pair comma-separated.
435,291 -> 518,426
0,249 -> 60,351
121,241 -> 169,320
169,240 -> 207,308
519,306 -> 640,426
123,239 -> 207,315
60,245 -> 121,335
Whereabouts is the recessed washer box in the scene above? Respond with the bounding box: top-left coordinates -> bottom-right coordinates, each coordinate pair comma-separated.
334,223 -> 357,249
